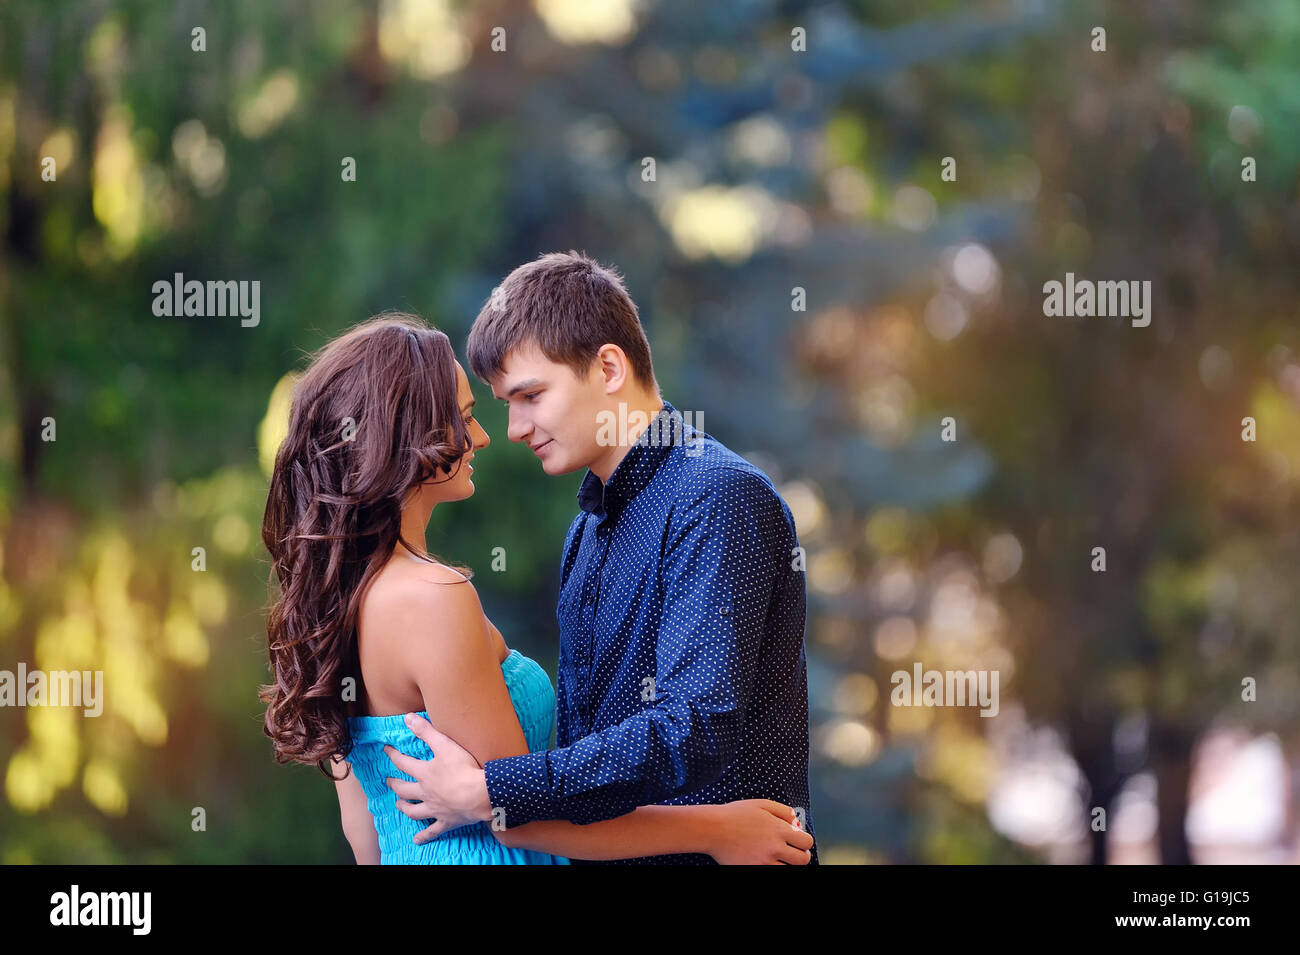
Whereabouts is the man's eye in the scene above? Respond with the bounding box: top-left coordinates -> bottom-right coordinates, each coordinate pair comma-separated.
525,392 -> 540,402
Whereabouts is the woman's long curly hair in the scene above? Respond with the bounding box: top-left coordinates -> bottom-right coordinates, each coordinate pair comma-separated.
259,312 -> 472,778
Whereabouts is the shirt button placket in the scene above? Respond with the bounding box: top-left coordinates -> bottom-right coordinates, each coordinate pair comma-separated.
575,526 -> 608,730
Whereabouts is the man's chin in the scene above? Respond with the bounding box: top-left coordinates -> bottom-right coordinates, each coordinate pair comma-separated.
541,456 -> 582,476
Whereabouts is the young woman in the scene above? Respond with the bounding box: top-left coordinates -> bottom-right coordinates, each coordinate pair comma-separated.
259,313 -> 814,864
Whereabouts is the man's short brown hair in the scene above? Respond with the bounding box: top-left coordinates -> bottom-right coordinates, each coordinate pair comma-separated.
466,250 -> 657,390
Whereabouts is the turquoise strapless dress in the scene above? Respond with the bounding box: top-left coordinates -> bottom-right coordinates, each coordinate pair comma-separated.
346,649 -> 571,865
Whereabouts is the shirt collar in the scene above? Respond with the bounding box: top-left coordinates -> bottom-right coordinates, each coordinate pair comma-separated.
577,400 -> 682,521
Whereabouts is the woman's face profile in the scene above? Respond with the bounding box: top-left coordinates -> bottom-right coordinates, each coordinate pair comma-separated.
425,361 -> 490,503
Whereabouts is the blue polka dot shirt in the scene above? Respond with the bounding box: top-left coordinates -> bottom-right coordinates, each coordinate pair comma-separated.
483,401 -> 818,864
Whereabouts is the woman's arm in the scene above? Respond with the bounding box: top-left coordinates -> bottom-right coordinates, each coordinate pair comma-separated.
495,803 -> 714,858
493,799 -> 811,863
332,756 -> 381,865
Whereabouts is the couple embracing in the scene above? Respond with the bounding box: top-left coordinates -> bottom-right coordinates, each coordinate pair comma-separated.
260,251 -> 818,865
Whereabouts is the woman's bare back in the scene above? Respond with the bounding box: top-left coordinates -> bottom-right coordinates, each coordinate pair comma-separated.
350,555 -> 507,718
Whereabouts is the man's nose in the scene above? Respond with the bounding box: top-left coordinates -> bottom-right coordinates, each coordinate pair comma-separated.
506,410 -> 530,444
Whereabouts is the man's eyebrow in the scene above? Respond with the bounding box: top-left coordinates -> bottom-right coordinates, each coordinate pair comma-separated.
504,378 -> 544,398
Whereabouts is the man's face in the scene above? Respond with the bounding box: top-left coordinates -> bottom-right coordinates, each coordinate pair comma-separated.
489,343 -> 606,476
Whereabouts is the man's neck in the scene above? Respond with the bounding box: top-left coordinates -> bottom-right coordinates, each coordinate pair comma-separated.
590,394 -> 665,484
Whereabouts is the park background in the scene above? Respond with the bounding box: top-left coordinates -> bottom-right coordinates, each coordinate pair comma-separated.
2,0 -> 1298,864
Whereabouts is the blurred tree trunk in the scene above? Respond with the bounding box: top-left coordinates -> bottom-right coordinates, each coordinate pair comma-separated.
1151,721 -> 1195,865
1069,709 -> 1126,865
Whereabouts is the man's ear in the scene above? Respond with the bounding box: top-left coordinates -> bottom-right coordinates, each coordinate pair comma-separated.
596,344 -> 630,395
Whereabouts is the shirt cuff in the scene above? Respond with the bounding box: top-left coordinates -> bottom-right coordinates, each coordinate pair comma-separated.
484,750 -> 562,829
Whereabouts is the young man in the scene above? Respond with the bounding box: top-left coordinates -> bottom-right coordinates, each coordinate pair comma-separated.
386,250 -> 818,864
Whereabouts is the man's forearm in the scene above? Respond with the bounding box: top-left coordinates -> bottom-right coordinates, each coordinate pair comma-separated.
485,707 -> 739,828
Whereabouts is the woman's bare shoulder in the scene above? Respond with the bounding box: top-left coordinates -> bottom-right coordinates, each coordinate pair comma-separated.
362,559 -> 477,621
358,559 -> 510,683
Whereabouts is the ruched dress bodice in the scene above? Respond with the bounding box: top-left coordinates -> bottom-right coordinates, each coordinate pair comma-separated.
346,648 -> 570,864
